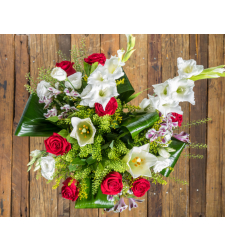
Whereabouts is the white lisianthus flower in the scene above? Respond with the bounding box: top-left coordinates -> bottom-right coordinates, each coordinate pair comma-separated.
51,67 -> 67,81
137,95 -> 157,113
158,148 -> 170,158
123,143 -> 158,178
65,72 -> 82,89
30,150 -> 41,158
70,117 -> 96,147
153,156 -> 170,173
80,83 -> 119,110
177,57 -> 204,78
40,155 -> 55,180
168,77 -> 195,105
103,56 -> 125,80
37,81 -> 51,101
87,65 -> 116,86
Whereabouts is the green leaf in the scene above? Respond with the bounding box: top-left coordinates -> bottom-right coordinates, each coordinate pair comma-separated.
90,62 -> 98,74
46,116 -> 59,123
121,112 -> 159,138
66,135 -> 77,144
83,62 -> 91,76
75,178 -> 114,209
117,71 -> 135,102
68,164 -> 79,172
86,156 -> 97,165
109,140 -> 114,149
160,138 -> 186,177
71,157 -> 86,166
15,94 -> 62,137
125,87 -> 151,103
58,129 -> 68,138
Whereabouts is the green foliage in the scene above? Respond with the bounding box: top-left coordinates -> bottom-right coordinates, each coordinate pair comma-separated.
182,153 -> 204,159
169,176 -> 189,185
93,114 -> 112,134
179,117 -> 212,129
150,170 -> 167,185
71,37 -> 87,72
25,73 -> 37,94
57,50 -> 69,61
189,143 -> 207,149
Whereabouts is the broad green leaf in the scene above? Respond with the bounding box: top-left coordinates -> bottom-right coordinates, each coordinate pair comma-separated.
46,116 -> 59,123
75,178 -> 114,209
68,164 -> 79,172
71,157 -> 86,166
160,138 -> 186,177
117,71 -> 135,102
109,140 -> 114,149
121,112 -> 159,138
83,61 -> 91,76
86,156 -> 97,165
66,135 -> 77,144
58,129 -> 68,138
90,62 -> 98,74
15,94 -> 62,137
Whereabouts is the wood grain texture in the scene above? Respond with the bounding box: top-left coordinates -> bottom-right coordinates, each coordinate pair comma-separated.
12,35 -> 30,217
189,34 -> 208,217
169,34 -> 190,217
0,34 -> 15,217
29,35 -> 58,217
222,35 -> 225,217
161,34 -> 175,217
57,34 -> 71,217
98,34 -> 120,217
120,34 -> 148,217
147,34 -> 162,217
206,35 -> 224,217
70,34 -> 100,217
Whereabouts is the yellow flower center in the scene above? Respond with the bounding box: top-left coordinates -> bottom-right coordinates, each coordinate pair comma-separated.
132,157 -> 144,167
79,125 -> 90,138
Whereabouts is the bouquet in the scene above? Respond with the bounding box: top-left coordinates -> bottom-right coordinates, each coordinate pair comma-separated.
15,34 -> 225,213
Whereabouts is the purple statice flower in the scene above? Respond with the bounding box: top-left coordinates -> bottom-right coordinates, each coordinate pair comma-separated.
107,195 -> 115,202
173,131 -> 190,143
48,87 -> 61,97
43,97 -> 53,109
104,197 -> 128,213
44,107 -> 57,118
128,198 -> 144,211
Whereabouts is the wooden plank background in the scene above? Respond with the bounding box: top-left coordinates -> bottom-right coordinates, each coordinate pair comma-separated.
0,34 -> 224,217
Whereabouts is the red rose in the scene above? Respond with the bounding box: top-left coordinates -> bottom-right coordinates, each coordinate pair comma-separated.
171,113 -> 183,127
44,133 -> 71,156
55,61 -> 76,76
61,177 -> 79,201
95,97 -> 118,117
84,53 -> 106,66
101,172 -> 123,195
132,178 -> 150,197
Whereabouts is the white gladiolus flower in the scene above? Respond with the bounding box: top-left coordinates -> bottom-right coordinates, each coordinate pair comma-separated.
117,49 -> 125,62
123,143 -> 158,178
177,57 -> 204,78
40,155 -> 55,180
87,65 -> 116,86
70,117 -> 96,147
158,148 -> 170,158
30,150 -> 41,158
137,95 -> 157,113
153,81 -> 171,102
37,81 -> 51,101
155,98 -> 183,116
103,56 -> 125,80
80,83 -> 119,110
65,72 -> 82,89
51,67 -> 67,81
153,156 -> 170,173
55,82 -> 59,89
168,77 -> 195,105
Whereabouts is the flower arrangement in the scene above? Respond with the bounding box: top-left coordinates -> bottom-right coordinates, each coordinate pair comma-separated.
15,34 -> 225,213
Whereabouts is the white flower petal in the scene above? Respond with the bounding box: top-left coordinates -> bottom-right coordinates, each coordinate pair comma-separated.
40,155 -> 55,180
51,67 -> 67,81
177,57 -> 204,78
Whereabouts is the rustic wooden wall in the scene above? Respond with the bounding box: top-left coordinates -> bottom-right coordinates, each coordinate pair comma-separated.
0,34 -> 224,217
